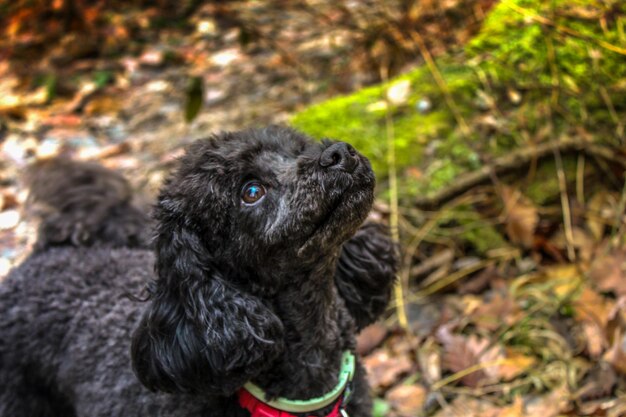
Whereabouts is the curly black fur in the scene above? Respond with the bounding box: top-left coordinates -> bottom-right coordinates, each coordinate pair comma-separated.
0,126 -> 397,417
335,223 -> 398,331
24,157 -> 152,250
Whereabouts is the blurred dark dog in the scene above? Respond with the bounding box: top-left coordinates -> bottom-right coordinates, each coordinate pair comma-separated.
0,126 -> 397,417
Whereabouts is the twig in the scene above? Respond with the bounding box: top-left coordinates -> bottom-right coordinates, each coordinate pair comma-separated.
393,199 -> 465,311
410,248 -> 455,279
442,377 -> 531,396
414,138 -> 626,209
609,177 -> 626,247
400,196 -> 473,299
576,154 -> 585,205
431,359 -> 507,391
381,66 -> 408,330
405,29 -> 471,138
545,21 -> 576,262
599,86 -> 625,142
413,259 -> 492,298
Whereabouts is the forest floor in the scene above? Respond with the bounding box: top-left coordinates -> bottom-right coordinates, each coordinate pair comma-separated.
1,2 -> 625,417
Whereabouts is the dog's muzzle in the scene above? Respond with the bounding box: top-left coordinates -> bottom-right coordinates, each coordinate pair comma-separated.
319,142 -> 359,174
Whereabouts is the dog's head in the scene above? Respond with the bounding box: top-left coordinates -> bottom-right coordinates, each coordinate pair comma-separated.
156,126 -> 374,284
132,126 -> 374,395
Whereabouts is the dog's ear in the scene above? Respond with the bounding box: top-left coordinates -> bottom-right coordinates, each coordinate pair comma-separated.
334,222 -> 398,330
131,213 -> 284,396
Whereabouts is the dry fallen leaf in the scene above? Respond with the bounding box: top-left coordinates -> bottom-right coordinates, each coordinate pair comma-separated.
385,384 -> 427,416
417,337 -> 441,384
581,322 -> 607,358
588,249 -> 626,296
498,349 -> 536,381
573,287 -> 614,357
363,349 -> 413,392
574,287 -> 614,326
501,186 -> 539,249
550,226 -> 595,263
0,189 -> 18,211
471,291 -> 522,331
524,386 -> 569,417
542,264 -> 583,298
440,334 -> 486,387
356,323 -> 388,355
608,296 -> 626,326
603,328 -> 626,375
586,191 -> 616,242
84,94 -> 123,116
458,265 -> 500,295
438,328 -> 504,387
432,396 -> 501,417
496,397 -> 524,417
574,361 -> 616,401
387,333 -> 419,356
608,397 -> 626,417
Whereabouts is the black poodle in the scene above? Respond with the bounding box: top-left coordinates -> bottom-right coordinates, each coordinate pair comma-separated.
0,126 -> 397,417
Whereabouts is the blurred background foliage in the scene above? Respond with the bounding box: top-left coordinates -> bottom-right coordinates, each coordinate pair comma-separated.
1,1 -> 626,416
293,0 -> 626,197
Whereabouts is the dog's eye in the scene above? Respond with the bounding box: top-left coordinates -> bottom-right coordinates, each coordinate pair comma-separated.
242,182 -> 266,205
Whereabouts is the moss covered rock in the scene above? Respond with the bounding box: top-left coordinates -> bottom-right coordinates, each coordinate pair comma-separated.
291,62 -> 480,197
291,0 -> 626,200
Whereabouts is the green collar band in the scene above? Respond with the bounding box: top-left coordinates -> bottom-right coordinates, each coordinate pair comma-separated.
243,351 -> 356,414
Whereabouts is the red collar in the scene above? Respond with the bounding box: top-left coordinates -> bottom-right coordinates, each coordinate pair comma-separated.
237,351 -> 355,417
238,387 -> 346,417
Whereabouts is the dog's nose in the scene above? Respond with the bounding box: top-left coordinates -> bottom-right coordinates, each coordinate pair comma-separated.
319,142 -> 358,173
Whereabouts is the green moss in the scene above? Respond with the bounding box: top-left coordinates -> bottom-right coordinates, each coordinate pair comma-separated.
291,84 -> 390,173
292,62 -> 480,195
524,156 -> 589,205
468,0 -> 626,132
460,222 -> 507,255
524,161 -> 563,206
436,205 -> 507,255
524,160 -> 575,206
292,0 -> 626,201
